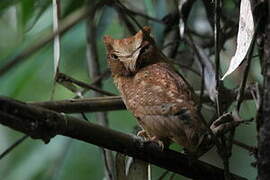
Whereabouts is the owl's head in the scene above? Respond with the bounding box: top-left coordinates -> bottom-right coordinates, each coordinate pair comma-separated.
104,26 -> 158,77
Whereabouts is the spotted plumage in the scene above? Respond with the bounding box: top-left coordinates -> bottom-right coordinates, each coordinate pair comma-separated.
104,27 -> 213,155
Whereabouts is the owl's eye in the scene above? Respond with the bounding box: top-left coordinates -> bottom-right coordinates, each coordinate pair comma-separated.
110,54 -> 118,60
140,45 -> 150,54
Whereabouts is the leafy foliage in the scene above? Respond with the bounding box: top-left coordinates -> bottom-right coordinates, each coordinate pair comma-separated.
0,0 -> 259,179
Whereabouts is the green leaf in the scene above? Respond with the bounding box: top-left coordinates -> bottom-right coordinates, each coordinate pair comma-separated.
24,0 -> 51,32
0,0 -> 20,13
62,0 -> 85,18
96,6 -> 116,39
21,0 -> 35,26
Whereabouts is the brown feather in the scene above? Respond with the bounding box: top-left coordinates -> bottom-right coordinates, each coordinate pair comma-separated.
104,27 -> 212,154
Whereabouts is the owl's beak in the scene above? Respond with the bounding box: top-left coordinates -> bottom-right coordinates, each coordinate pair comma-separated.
119,47 -> 141,73
130,41 -> 151,72
127,50 -> 141,73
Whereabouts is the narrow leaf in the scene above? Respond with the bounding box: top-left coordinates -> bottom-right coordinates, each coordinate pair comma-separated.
115,153 -> 127,180
53,0 -> 61,77
195,44 -> 217,101
178,0 -> 196,38
221,0 -> 254,80
126,157 -> 150,180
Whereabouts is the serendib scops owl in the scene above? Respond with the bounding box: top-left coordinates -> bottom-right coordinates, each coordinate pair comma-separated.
104,27 -> 216,156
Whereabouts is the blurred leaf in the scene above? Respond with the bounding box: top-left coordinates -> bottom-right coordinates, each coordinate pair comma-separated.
53,0 -> 60,77
21,0 -> 35,26
115,153 -> 150,180
178,0 -> 196,38
62,0 -> 85,18
5,138 -> 67,180
194,43 -> 217,101
116,153 -> 127,180
96,6 -> 116,39
126,157 -> 150,180
152,0 -> 166,45
24,0 -> 51,32
222,0 -> 254,80
0,0 -> 20,13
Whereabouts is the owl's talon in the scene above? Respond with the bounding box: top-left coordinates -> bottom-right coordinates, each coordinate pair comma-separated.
137,130 -> 147,137
149,136 -> 165,151
137,130 -> 149,140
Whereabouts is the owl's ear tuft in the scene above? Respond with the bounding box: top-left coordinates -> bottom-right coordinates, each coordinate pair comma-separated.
103,35 -> 114,51
142,26 -> 151,34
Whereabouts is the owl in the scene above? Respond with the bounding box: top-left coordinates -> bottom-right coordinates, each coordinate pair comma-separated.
104,27 -> 214,156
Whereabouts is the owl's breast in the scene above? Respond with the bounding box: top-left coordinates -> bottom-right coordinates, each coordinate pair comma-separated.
113,63 -> 206,151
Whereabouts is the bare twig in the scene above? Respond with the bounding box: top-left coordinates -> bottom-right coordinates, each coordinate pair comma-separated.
0,135 -> 28,160
158,170 -> 170,180
199,64 -> 205,112
213,0 -> 231,179
232,139 -> 256,153
236,29 -> 258,111
214,0 -> 221,116
114,0 -> 144,30
56,72 -> 115,96
112,3 -> 163,24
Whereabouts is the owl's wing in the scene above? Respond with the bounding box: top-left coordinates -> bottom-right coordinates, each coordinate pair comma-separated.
127,63 -> 205,151
132,62 -> 198,115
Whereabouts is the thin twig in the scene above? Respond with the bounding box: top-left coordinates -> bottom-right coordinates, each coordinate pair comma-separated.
232,140 -> 256,153
74,69 -> 111,99
0,135 -> 28,160
0,6 -> 90,77
199,63 -> 205,112
214,0 -> 231,179
112,3 -> 163,24
214,0 -> 221,116
56,72 -> 115,96
172,62 -> 201,76
236,30 -> 257,111
114,0 -> 143,30
158,170 -> 170,180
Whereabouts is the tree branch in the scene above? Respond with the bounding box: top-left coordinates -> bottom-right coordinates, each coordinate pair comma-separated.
0,96 -> 246,180
29,96 -> 125,113
28,88 -> 254,114
258,2 -> 270,179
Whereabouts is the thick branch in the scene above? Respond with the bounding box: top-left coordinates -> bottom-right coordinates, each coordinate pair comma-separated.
0,96 -> 246,180
29,96 -> 125,113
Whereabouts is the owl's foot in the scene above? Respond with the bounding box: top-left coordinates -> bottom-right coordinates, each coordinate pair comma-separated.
137,130 -> 149,140
137,131 -> 165,151
149,136 -> 165,151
